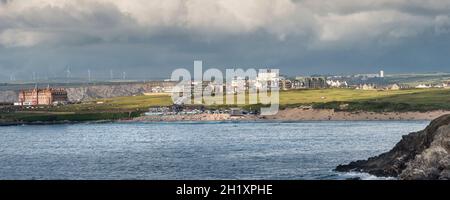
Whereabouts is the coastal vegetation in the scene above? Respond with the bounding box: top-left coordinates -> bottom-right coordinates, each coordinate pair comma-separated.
1,88 -> 450,123
309,88 -> 450,112
230,88 -> 450,112
0,95 -> 170,124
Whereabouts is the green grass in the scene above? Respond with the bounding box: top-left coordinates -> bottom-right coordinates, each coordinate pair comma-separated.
279,88 -> 423,104
305,88 -> 450,112
0,95 -> 171,123
0,111 -> 142,123
2,88 -> 450,123
45,95 -> 172,112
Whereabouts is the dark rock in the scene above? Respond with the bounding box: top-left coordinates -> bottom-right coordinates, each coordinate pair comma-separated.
335,114 -> 450,180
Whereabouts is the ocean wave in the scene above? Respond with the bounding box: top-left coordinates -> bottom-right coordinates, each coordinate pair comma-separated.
336,172 -> 397,180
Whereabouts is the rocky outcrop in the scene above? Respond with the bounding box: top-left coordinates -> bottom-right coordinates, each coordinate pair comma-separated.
336,114 -> 450,180
0,90 -> 17,102
0,82 -> 169,102
65,83 -> 154,101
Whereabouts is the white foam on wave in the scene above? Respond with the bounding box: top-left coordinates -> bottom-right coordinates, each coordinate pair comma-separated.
337,172 -> 397,180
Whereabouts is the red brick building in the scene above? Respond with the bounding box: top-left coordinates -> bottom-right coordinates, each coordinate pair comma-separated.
18,88 -> 68,106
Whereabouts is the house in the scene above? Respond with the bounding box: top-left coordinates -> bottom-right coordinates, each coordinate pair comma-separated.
279,79 -> 293,90
256,70 -> 280,90
434,82 -> 449,88
386,84 -> 400,90
296,77 -> 327,89
356,84 -> 376,90
326,80 -> 348,88
444,82 -> 450,88
415,84 -> 432,89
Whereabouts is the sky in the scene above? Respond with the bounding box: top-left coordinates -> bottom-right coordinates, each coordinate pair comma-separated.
1,0 -> 450,81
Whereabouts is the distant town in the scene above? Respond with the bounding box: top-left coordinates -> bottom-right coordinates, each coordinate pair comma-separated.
0,68 -> 449,125
2,70 -> 450,107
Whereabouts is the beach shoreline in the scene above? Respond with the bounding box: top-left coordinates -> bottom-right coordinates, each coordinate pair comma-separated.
129,108 -> 450,122
2,108 -> 449,126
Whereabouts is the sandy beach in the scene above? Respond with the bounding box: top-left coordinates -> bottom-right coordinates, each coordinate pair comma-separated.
130,108 -> 450,122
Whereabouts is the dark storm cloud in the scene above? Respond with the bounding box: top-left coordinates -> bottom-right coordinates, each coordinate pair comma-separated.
0,0 -> 450,81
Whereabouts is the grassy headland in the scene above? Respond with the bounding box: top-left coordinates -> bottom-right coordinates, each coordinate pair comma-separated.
1,88 -> 450,124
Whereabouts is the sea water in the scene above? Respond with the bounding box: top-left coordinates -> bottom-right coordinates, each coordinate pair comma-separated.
0,121 -> 428,180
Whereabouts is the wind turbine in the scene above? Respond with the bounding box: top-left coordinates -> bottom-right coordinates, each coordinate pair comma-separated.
66,67 -> 71,79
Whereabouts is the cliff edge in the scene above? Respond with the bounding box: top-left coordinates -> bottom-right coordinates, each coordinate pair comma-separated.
335,114 -> 450,180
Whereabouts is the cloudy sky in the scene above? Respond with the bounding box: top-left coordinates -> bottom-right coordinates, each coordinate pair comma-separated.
1,0 -> 450,81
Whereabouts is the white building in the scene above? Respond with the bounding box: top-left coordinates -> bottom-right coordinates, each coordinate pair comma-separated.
229,76 -> 246,94
356,84 -> 376,90
415,84 -> 432,89
326,80 -> 348,88
256,70 -> 280,89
